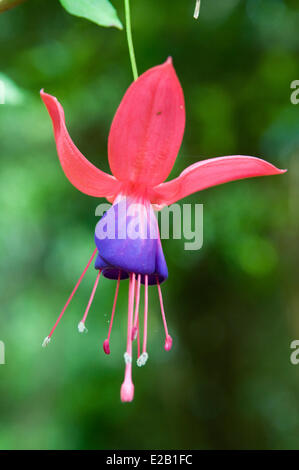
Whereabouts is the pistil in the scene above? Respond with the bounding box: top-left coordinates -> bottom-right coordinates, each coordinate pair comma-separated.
120,273 -> 136,402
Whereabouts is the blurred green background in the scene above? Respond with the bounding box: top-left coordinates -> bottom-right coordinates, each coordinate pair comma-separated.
0,0 -> 298,450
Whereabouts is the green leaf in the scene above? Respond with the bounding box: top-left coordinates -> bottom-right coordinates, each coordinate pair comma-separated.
59,0 -> 123,30
0,73 -> 27,105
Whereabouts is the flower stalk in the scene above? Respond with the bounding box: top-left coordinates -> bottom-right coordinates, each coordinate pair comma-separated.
124,0 -> 138,80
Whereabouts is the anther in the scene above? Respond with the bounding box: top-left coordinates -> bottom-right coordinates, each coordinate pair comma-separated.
137,352 -> 148,367
103,339 -> 110,355
42,336 -> 51,348
194,0 -> 201,19
78,321 -> 88,333
165,335 -> 173,351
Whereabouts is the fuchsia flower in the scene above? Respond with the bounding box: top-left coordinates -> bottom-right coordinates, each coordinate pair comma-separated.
41,58 -> 285,402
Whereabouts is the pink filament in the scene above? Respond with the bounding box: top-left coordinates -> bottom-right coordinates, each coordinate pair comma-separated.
126,273 -> 135,355
81,270 -> 101,324
137,317 -> 140,358
156,277 -> 172,351
48,248 -> 97,338
132,274 -> 141,340
142,275 -> 148,354
103,271 -> 121,355
120,273 -> 136,403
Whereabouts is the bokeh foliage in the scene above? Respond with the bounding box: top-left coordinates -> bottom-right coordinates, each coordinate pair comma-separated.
0,0 -> 298,449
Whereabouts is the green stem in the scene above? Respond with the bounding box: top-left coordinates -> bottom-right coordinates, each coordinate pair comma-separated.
124,0 -> 138,81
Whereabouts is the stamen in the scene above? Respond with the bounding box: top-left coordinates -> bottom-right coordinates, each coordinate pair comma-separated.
132,273 -> 141,340
156,276 -> 173,351
142,274 -> 149,355
120,273 -> 135,403
137,275 -> 149,366
194,0 -> 201,19
78,270 -> 101,332
42,248 -> 97,345
103,272 -> 121,355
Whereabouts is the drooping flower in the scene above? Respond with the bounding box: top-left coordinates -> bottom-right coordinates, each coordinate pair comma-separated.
41,58 -> 285,402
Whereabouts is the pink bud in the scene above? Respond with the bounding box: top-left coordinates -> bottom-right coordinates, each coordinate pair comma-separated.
164,335 -> 173,351
103,339 -> 110,355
